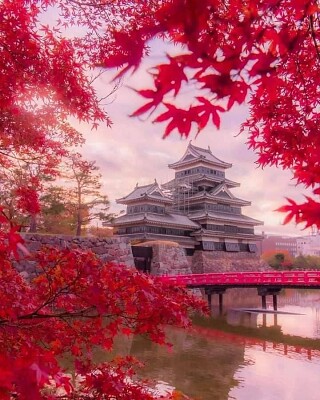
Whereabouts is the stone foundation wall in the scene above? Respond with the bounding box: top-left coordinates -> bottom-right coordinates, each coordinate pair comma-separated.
16,234 -> 269,279
192,250 -> 270,273
17,234 -> 134,279
135,242 -> 192,276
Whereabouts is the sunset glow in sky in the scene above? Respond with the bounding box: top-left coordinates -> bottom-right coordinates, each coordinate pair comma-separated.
76,41 -> 311,238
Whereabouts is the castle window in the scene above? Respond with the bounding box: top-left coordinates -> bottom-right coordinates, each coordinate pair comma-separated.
239,243 -> 249,252
202,241 -> 215,251
248,244 -> 257,253
214,242 -> 225,251
225,243 -> 240,252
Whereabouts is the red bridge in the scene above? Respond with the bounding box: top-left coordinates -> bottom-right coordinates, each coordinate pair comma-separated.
158,270 -> 320,288
158,271 -> 320,310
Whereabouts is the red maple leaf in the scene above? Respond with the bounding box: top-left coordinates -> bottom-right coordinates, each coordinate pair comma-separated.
153,104 -> 199,138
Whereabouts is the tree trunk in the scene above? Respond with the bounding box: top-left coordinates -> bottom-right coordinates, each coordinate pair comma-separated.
29,214 -> 37,233
76,209 -> 82,236
76,187 -> 82,236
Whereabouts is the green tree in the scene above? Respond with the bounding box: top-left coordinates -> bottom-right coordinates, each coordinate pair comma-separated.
305,255 -> 320,269
261,250 -> 293,270
292,255 -> 309,270
38,186 -> 75,235
0,162 -> 41,231
63,153 -> 113,236
292,255 -> 320,270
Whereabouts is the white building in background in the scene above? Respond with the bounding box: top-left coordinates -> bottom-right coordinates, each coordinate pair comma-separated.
260,234 -> 298,257
297,235 -> 320,256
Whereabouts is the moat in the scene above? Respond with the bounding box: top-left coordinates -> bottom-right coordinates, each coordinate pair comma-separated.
112,288 -> 320,400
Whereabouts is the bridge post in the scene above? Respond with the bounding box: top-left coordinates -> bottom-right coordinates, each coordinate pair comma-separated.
257,287 -> 282,311
205,287 -> 227,314
207,293 -> 212,309
273,294 -> 278,311
261,295 -> 267,309
219,293 -> 223,315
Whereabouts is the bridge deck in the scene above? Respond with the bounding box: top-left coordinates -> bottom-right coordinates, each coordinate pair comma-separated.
158,271 -> 320,289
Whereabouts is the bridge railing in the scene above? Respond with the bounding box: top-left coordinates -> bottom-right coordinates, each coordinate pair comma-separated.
158,271 -> 320,287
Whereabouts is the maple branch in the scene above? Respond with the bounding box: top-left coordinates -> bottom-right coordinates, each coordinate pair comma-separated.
99,78 -> 123,104
65,0 -> 114,7
309,15 -> 320,61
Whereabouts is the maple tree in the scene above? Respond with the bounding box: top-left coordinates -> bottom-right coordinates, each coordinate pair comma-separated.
0,242 -> 205,399
99,0 -> 319,231
0,159 -> 51,232
1,0 -> 319,228
1,0 -> 320,398
0,2 -> 206,398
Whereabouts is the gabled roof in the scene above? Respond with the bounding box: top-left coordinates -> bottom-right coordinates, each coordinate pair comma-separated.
189,174 -> 240,188
168,141 -> 232,170
210,183 -> 251,205
186,185 -> 251,206
116,181 -> 173,205
113,212 -> 200,229
210,183 -> 233,198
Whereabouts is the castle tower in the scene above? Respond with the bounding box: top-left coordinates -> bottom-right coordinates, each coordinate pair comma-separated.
112,180 -> 199,249
166,142 -> 263,252
112,142 -> 263,255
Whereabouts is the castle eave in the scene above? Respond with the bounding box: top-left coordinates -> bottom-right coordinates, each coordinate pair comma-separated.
188,211 -> 263,225
191,229 -> 263,241
116,195 -> 172,205
113,212 -> 200,229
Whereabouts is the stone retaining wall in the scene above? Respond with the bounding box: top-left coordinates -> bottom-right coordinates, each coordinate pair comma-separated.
134,242 -> 192,276
192,250 -> 269,273
15,235 -> 269,279
16,234 -> 134,279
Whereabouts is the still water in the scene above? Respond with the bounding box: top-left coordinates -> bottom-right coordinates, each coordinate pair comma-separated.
114,288 -> 320,400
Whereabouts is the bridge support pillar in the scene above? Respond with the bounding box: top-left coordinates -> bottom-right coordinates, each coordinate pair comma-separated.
219,293 -> 223,315
257,287 -> 282,310
273,294 -> 278,311
205,287 -> 227,314
207,293 -> 212,309
261,295 -> 267,309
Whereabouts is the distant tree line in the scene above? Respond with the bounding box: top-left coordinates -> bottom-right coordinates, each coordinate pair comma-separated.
0,152 -> 114,236
262,250 -> 320,270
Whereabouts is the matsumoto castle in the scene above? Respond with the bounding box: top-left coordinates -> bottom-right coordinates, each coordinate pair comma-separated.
112,142 -> 263,254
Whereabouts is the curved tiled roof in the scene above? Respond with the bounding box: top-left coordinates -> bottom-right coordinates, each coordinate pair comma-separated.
188,210 -> 263,225
187,187 -> 251,206
169,141 -> 232,169
117,181 -> 173,204
113,212 -> 200,229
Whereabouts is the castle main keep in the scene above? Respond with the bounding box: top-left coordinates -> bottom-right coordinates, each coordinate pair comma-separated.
112,142 -> 263,256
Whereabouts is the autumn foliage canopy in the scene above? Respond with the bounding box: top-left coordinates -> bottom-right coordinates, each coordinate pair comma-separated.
0,0 -> 320,398
2,0 -> 319,228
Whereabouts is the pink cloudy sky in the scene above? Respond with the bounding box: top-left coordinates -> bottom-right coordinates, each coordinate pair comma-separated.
74,41 -> 311,238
